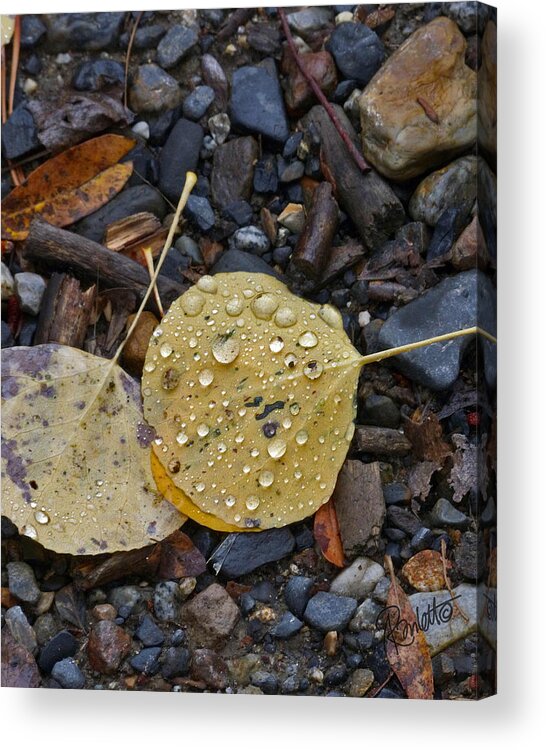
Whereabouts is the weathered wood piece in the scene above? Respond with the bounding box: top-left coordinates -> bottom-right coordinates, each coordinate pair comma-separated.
355,425 -> 412,455
292,181 -> 338,280
35,273 -> 96,348
333,460 -> 386,555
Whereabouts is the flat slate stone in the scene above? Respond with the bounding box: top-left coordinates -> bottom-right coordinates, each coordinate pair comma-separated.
210,528 -> 295,578
210,249 -> 282,279
158,118 -> 203,203
230,63 -> 289,143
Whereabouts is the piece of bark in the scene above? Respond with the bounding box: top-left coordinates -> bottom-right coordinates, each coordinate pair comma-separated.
35,273 -> 96,348
291,181 -> 338,280
367,281 -> 419,304
105,212 -> 162,252
101,289 -> 137,352
333,460 -> 386,556
355,425 -> 412,455
23,219 -> 184,310
71,544 -> 163,590
300,105 -> 405,251
319,239 -> 366,287
118,228 -> 169,266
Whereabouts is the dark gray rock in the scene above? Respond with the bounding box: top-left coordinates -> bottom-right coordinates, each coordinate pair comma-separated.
44,12 -> 125,51
386,506 -> 421,536
304,591 -> 357,632
183,86 -> 215,120
20,15 -> 46,48
377,270 -> 497,391
158,118 -> 203,203
410,527 -> 435,551
250,581 -> 277,603
409,156 -> 477,227
326,22 -> 385,86
253,154 -> 279,193
2,320 -> 15,348
75,185 -> 166,242
107,585 -> 145,619
211,136 -> 258,209
1,104 -> 39,160
130,647 -> 161,675
5,606 -> 38,655
287,7 -> 334,34
361,394 -> 400,428
210,528 -> 296,578
23,53 -> 42,76
284,576 -> 314,619
279,160 -> 305,183
38,631 -> 78,672
211,249 -> 281,278
223,200 -> 253,226
7,561 -> 41,604
230,225 -> 270,256
120,24 -> 166,50
430,497 -> 469,529
454,531 -> 486,580
270,612 -> 303,639
161,646 -> 190,679
147,105 -> 183,146
185,195 -> 215,232
129,64 -> 182,114
72,59 -> 125,91
230,63 -> 289,142
427,206 -> 472,261
51,658 -> 85,689
251,670 -> 278,694
135,614 -> 165,647
157,25 -> 199,69
383,483 -> 411,505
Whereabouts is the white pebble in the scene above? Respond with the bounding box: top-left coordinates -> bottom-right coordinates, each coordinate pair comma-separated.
335,12 -> 354,25
55,53 -> 72,65
23,78 -> 38,95
132,121 -> 150,140
358,311 -> 371,328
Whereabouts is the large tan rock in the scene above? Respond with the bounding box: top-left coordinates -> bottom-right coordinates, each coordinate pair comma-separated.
359,17 -> 477,180
478,20 -> 497,157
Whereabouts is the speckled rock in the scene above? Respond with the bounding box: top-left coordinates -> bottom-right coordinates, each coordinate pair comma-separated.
5,606 -> 38,655
87,621 -> 131,675
359,17 -> 477,180
7,561 -> 41,604
181,584 -> 240,649
51,657 -> 85,689
157,24 -> 199,69
304,591 -> 357,632
129,64 -> 182,114
14,272 -> 46,316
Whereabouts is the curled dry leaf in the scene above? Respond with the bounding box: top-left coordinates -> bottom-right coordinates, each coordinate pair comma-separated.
143,272 -> 362,531
1,344 -> 184,555
404,408 -> 451,464
1,134 -> 135,241
313,497 -> 345,568
401,550 -> 450,592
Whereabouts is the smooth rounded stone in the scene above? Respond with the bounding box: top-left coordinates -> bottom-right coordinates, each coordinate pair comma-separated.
38,630 -> 78,672
91,604 -> 116,621
33,613 -> 59,647
410,527 -> 435,551
43,12 -> 125,51
129,64 -> 182,114
250,670 -> 278,694
283,51 -> 338,115
287,7 -> 334,34
230,225 -> 270,256
75,185 -> 166,242
51,658 -> 85,689
283,132 -> 304,158
13,272 -> 46,316
279,160 -> 305,183
223,200 -> 253,227
184,195 -> 215,232
1,261 -> 14,300
304,592 -> 357,633
361,394 -> 400,428
326,22 -> 385,86
158,118 -> 203,203
183,86 -> 215,120
211,249 -> 281,279
230,63 -> 289,143
191,648 -> 228,689
239,593 -> 256,616
108,585 -> 145,619
284,576 -> 314,619
5,606 -> 38,656
20,15 -> 47,47
324,664 -> 348,687
175,235 -> 203,264
359,17 -> 477,180
161,646 -> 190,679
181,583 -> 240,649
408,584 -> 477,655
157,24 -> 199,69
250,581 -> 277,603
210,529 -> 295,579
153,581 -> 182,622
277,203 -> 305,234
348,598 -> 383,633
270,612 -> 304,639
130,647 -> 161,675
272,245 -> 293,267
135,614 -> 164,647
330,558 -> 385,600
71,59 -> 125,92
383,482 -> 411,506
409,156 -> 478,226
211,136 -> 258,209
454,531 -> 485,580
87,621 -> 132,674
377,270 -> 496,391
120,24 -> 166,50
7,561 -> 41,604
430,497 -> 469,529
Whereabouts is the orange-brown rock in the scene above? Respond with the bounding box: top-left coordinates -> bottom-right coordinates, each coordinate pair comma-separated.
282,49 -> 338,116
359,17 -> 477,180
478,20 -> 496,157
450,215 -> 488,271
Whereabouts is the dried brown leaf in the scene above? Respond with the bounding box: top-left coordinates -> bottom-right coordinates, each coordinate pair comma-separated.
404,408 -> 451,463
314,497 -> 345,568
449,433 -> 478,503
407,460 -> 441,502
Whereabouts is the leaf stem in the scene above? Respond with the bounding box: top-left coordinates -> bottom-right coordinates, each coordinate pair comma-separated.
113,171 -> 197,363
358,326 -> 497,368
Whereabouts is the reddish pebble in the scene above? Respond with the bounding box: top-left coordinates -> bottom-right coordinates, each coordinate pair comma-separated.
91,603 -> 117,621
87,620 -> 131,675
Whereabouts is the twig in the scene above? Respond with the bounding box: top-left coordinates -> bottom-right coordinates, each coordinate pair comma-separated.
440,539 -> 469,623
142,246 -> 164,317
124,11 -> 142,109
278,7 -> 371,174
8,15 -> 20,116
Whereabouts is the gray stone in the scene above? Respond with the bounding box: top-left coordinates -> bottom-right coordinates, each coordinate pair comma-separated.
347,668 -> 374,697
361,394 -> 400,428
175,235 -> 203,264
377,270 -> 496,391
161,646 -> 190,679
1,320 -> 14,348
304,591 -> 357,632
284,576 -> 314,619
408,584 -> 477,655
72,59 -> 125,92
33,613 -> 59,646
330,558 -> 385,600
7,561 -> 41,604
108,586 -> 145,619
38,630 -> 78,672
348,598 -> 383,632
153,581 -> 182,622
230,63 -> 289,143
270,612 -> 303,639
5,606 -> 38,655
409,156 -> 478,226
135,614 -> 164,646
250,670 -> 278,694
192,648 -> 229,689
44,12 -> 124,51
230,225 -> 270,256
183,86 -> 215,120
130,647 -> 161,674
185,195 -> 215,232
326,22 -> 385,86
1,104 -> 40,160
158,118 -> 203,203
210,529 -> 295,578
372,576 -> 390,605
129,64 -> 182,114
211,249 -> 281,278
51,658 -> 85,689
181,583 -> 240,649
287,7 -> 333,34
14,272 -> 46,315
430,497 -> 469,529
208,113 -> 231,144
20,15 -> 47,47
157,25 -> 198,69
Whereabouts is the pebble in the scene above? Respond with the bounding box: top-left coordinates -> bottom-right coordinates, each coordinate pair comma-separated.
71,59 -> 125,91
161,646 -> 190,679
38,630 -> 78,672
185,195 -> 215,232
91,604 -> 116,621
20,15 -> 47,47
250,670 -> 278,694
135,614 -> 164,647
409,156 -> 478,227
158,118 -> 203,203
130,647 -> 161,675
223,200 -> 253,227
254,154 -> 279,193
324,665 -> 348,687
14,272 -> 46,315
348,598 -> 383,633
209,529 -> 295,578
33,613 -> 59,647
208,113 -> 231,144
108,585 -> 145,619
279,159 -> 305,183
192,648 -> 229,690
129,64 -> 182,114
153,581 -> 182,622
51,658 -> 85,689
284,576 -> 314,619
7,561 -> 41,604
281,675 -> 299,694
408,584 -> 477,655
24,54 -> 42,76
359,17 -> 477,180
2,103 -> 40,160
230,225 -> 271,256
304,592 -> 357,633
211,136 -> 258,209
386,506 -> 422,536
250,581 -> 277,603
157,24 -> 199,69
120,24 -> 166,50
43,12 -> 125,51
277,203 -> 306,234
377,270 -> 496,390
230,63 -> 289,143
410,527 -> 435,551
5,606 -> 38,655
1,261 -> 14,300
287,7 -> 334,34
326,22 -> 385,86
183,86 -> 215,120
211,249 -> 281,278
284,51 -> 338,115
270,612 -> 303,639
430,497 -> 469,529
87,621 -> 132,675
181,583 -> 240,649
372,577 -> 390,605
361,394 -> 400,428
330,558 -> 385,600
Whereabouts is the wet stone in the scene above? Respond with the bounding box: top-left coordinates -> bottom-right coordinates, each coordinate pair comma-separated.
185,195 -> 215,232
43,12 -> 125,52
130,647 -> 161,675
383,482 -> 411,505
159,118 -> 203,203
135,614 -> 165,647
279,159 -> 305,183
129,64 -> 182,114
72,59 -> 125,91
14,272 -> 46,316
304,591 -> 357,633
410,527 -> 435,551
348,598 -> 383,633
287,7 -> 334,34
33,613 -> 59,647
251,670 -> 278,694
38,630 -> 78,672
254,155 -> 279,194
51,658 -> 85,689
326,22 -> 385,86
181,583 -> 240,649
330,558 -> 385,600
211,136 -> 258,209
157,24 -> 199,69
161,646 -> 190,679
153,581 -> 182,622
210,529 -> 295,578
7,561 -> 41,604
230,63 -> 289,143
120,24 -> 166,50
427,206 -> 472,262
183,86 -> 215,120
1,104 -> 40,160
20,15 -> 47,47
430,497 -> 469,529
211,249 -> 281,278
108,585 -> 145,619
229,226 -> 271,256
270,612 -> 303,639
87,621 -> 132,675
409,156 -> 478,227
324,664 -> 348,687
5,606 -> 38,656
192,648 -> 228,690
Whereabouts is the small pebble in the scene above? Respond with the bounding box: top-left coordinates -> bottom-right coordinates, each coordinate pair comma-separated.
14,272 -> 46,316
52,658 -> 85,689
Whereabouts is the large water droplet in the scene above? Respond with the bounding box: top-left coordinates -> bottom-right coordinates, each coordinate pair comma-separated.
284,353 -> 297,369
225,297 -> 244,316
197,275 -> 218,294
275,307 -> 297,328
195,482 -> 206,493
258,471 -> 274,488
246,496 -> 260,510
251,293 -> 279,320
267,438 -> 287,459
144,362 -> 156,373
160,343 -> 173,358
212,334 -> 240,364
21,524 -> 37,539
182,291 -> 205,316
303,360 -> 324,380
197,423 -> 210,438
289,403 -> 300,416
269,336 -> 284,353
198,369 -> 214,387
168,459 -> 181,474
176,431 -> 189,445
225,495 -> 236,507
295,430 -> 308,446
217,442 -> 227,453
298,331 -> 318,348
34,510 -> 50,525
